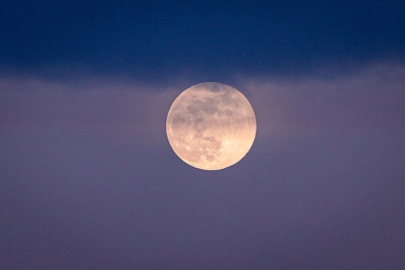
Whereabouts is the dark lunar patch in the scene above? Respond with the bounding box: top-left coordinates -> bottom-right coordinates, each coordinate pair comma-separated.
202,98 -> 220,115
219,93 -> 239,108
186,101 -> 204,115
224,109 -> 233,116
202,136 -> 222,149
171,114 -> 189,126
208,84 -> 221,93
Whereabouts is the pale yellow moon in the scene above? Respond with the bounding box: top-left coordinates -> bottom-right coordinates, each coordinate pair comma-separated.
166,82 -> 256,170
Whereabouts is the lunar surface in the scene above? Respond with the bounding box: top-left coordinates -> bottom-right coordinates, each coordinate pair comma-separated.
166,82 -> 256,170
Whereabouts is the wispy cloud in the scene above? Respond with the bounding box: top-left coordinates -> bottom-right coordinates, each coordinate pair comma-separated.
1,62 -> 404,144
243,62 -> 405,139
0,76 -> 181,145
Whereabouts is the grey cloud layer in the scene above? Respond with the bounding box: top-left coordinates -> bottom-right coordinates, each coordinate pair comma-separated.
2,63 -> 404,142
0,77 -> 179,145
1,63 -> 404,269
243,63 -> 405,139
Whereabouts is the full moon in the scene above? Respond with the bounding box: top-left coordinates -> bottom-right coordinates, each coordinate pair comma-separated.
166,82 -> 256,170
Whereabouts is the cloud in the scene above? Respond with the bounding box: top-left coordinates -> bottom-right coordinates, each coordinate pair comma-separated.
0,76 -> 182,146
1,62 -> 404,269
0,63 -> 405,151
242,62 -> 405,139
1,62 -> 404,149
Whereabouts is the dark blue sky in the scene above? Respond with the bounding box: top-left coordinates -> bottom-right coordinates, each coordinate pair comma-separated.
1,0 -> 405,79
1,1 -> 405,269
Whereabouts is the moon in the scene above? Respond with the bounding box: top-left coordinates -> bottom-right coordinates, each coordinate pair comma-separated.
166,82 -> 256,170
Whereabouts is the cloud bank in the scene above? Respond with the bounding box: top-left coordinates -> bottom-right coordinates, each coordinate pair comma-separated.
1,62 -> 404,269
2,62 -> 404,142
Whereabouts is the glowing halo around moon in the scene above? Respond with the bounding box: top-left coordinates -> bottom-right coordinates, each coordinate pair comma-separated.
166,82 -> 257,170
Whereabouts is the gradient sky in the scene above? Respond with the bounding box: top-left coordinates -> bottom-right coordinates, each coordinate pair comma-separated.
1,1 -> 405,269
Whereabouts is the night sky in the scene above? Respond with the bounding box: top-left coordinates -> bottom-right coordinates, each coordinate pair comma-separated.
1,1 -> 405,269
